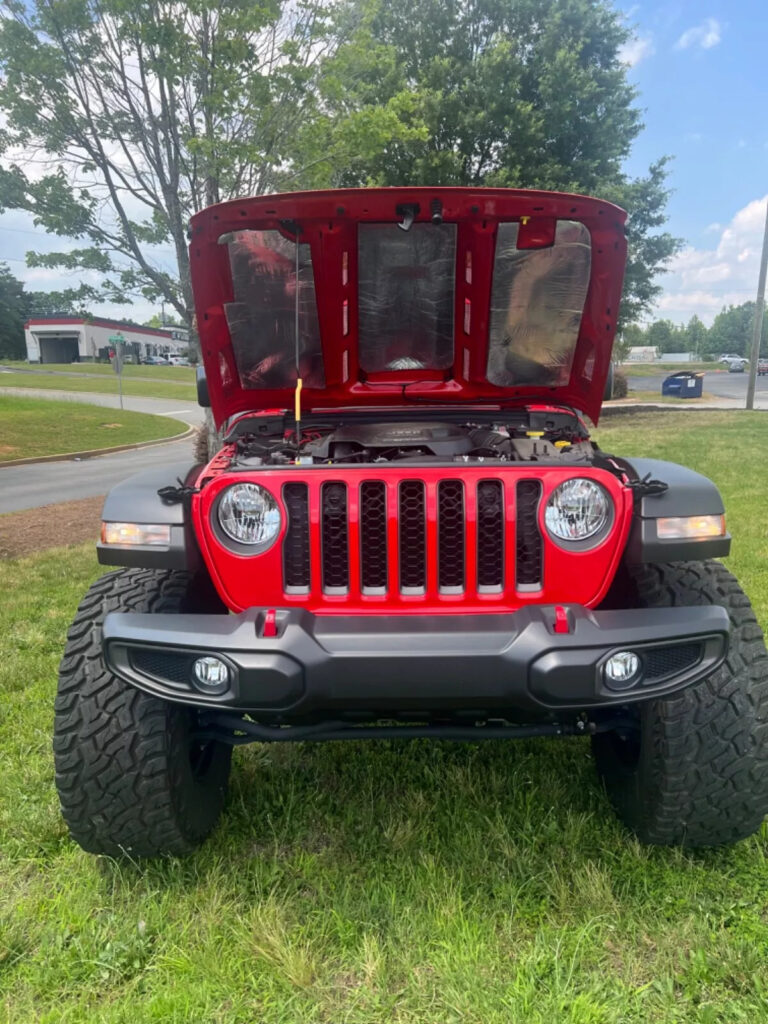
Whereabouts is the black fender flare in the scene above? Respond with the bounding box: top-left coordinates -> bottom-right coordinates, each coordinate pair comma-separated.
621,457 -> 730,563
97,462 -> 203,571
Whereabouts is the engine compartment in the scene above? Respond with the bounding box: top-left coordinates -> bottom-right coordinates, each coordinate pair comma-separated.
226,411 -> 599,469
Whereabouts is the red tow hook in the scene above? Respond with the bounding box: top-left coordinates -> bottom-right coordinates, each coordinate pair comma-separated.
553,606 -> 570,634
262,609 -> 278,638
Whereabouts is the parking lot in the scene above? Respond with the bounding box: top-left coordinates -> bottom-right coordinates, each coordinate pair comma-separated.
626,368 -> 768,399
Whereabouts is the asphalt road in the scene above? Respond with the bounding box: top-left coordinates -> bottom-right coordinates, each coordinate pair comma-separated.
627,370 -> 768,399
0,391 -> 204,514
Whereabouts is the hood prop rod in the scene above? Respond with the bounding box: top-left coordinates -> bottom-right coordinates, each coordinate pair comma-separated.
294,226 -> 303,441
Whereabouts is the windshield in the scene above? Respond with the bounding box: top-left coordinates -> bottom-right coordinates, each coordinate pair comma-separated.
487,220 -> 591,387
358,223 -> 456,372
222,229 -> 325,389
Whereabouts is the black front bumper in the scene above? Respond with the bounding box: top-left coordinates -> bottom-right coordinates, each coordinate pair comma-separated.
102,603 -> 730,720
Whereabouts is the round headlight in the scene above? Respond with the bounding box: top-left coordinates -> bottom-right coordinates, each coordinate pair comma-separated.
217,483 -> 281,548
545,478 -> 610,542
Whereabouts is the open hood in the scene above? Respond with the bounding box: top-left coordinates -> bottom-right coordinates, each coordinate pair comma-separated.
189,187 -> 627,427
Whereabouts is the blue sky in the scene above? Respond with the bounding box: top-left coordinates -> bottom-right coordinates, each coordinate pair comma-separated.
1,0 -> 766,327
617,0 -> 768,323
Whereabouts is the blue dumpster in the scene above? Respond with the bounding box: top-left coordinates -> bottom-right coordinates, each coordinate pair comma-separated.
661,371 -> 704,399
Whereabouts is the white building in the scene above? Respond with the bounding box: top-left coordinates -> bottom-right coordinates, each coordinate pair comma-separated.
24,316 -> 189,364
626,346 -> 658,363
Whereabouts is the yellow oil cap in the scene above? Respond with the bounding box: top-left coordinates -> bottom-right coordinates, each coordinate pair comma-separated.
526,430 -> 545,438
554,440 -> 570,449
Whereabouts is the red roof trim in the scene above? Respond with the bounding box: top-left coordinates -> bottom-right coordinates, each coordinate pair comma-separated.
24,316 -> 180,339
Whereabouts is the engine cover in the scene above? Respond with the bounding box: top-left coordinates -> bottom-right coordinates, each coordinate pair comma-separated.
311,421 -> 475,458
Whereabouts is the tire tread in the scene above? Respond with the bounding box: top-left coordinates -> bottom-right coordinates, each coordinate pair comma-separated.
54,568 -> 230,857
595,560 -> 768,846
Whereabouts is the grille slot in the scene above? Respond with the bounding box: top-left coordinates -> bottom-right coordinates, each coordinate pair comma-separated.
438,480 -> 465,591
360,482 -> 388,592
477,480 -> 504,591
283,483 -> 311,591
321,482 -> 349,592
130,648 -> 192,687
399,481 -> 426,592
516,480 -> 543,589
643,644 -> 702,681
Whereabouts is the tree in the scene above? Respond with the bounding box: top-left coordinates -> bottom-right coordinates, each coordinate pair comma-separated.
144,313 -> 184,330
24,285 -> 96,319
0,0 -> 680,343
707,302 -> 768,358
645,319 -> 680,353
0,262 -> 28,358
293,0 -> 681,328
0,0 -> 341,332
684,314 -> 708,356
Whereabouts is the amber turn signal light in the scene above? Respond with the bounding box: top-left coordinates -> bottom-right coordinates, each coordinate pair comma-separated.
101,522 -> 171,546
656,515 -> 726,540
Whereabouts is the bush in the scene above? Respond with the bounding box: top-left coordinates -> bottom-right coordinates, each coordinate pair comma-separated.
612,370 -> 628,399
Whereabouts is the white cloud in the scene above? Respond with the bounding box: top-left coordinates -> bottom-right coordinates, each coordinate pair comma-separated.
618,34 -> 655,67
650,195 -> 767,324
675,17 -> 722,50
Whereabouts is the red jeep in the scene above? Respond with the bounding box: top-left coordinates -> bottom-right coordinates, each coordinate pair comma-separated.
55,188 -> 768,856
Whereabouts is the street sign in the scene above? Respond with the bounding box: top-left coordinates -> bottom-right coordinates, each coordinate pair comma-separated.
108,333 -> 125,374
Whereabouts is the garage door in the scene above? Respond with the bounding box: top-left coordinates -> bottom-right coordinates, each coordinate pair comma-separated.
39,336 -> 80,363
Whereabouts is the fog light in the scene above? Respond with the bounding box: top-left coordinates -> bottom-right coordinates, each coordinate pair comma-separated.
192,656 -> 230,694
604,651 -> 641,690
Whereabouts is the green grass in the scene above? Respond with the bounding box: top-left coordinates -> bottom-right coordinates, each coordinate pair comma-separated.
0,371 -> 197,403
620,362 -> 722,377
1,360 -> 195,383
3,410 -> 768,1022
0,395 -> 187,460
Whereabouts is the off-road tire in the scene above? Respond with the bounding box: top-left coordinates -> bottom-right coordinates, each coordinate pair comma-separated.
593,561 -> 768,846
54,568 -> 232,857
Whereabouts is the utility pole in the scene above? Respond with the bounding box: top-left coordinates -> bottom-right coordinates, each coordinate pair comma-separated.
746,197 -> 768,410
109,332 -> 125,409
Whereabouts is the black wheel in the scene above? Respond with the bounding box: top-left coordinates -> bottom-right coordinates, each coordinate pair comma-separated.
54,568 -> 232,857
593,561 -> 768,847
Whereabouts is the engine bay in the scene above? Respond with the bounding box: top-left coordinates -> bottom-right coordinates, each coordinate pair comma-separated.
225,410 -> 599,468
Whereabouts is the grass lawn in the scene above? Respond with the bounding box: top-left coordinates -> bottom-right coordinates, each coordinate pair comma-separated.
620,362 -> 722,377
3,411 -> 768,1022
1,360 -> 195,383
0,372 -> 197,403
0,395 -> 187,461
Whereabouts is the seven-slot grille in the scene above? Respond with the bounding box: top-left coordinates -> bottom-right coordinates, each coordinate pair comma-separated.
282,478 -> 543,598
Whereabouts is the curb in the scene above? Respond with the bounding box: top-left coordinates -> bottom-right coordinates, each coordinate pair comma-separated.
601,402 -> 752,416
0,424 -> 195,469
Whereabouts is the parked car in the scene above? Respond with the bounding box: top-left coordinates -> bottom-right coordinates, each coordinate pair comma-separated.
143,356 -> 166,365
721,355 -> 748,369
718,353 -> 743,364
728,360 -> 746,373
758,359 -> 768,376
167,355 -> 191,367
55,187 -> 768,857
